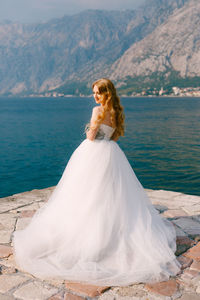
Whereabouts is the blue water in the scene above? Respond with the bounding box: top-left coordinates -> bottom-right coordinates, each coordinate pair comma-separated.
0,96 -> 200,198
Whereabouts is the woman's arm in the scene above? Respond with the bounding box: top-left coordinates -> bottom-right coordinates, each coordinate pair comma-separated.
86,127 -> 99,141
86,107 -> 101,141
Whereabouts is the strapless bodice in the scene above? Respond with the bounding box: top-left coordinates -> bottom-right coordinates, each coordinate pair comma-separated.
95,124 -> 115,141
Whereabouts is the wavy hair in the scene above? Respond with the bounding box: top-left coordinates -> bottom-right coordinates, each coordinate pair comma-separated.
92,78 -> 125,139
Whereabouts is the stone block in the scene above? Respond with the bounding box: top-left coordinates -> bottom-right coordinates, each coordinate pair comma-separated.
176,236 -> 195,246
0,245 -> 13,258
178,293 -> 200,300
176,275 -> 193,287
0,265 -> 17,275
38,202 -> 46,208
173,224 -> 187,237
174,194 -> 200,204
20,210 -> 36,218
64,292 -> 86,300
0,230 -> 12,244
155,195 -> 200,210
183,242 -> 200,261
48,293 -> 63,300
0,294 -> 14,300
13,281 -> 58,300
0,196 -> 34,213
194,236 -> 200,243
145,279 -> 178,297
176,236 -> 195,256
98,289 -> 119,300
0,254 -> 17,269
148,189 -> 182,200
0,202 -> 16,214
151,200 -> 179,210
65,281 -> 109,297
177,255 -> 193,270
163,209 -> 188,218
16,217 -> 31,230
182,205 -> 200,216
183,269 -> 199,278
17,202 -> 40,211
28,187 -> 55,199
115,283 -> 147,298
0,213 -> 16,229
190,260 -> 200,272
172,218 -> 200,235
45,278 -> 65,288
0,274 -> 28,293
193,216 -> 200,223
191,274 -> 200,287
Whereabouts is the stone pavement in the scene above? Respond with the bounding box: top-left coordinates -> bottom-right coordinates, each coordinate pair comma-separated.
0,187 -> 200,300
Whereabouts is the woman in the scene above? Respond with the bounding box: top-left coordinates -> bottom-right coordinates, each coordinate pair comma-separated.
86,78 -> 124,142
13,78 -> 180,287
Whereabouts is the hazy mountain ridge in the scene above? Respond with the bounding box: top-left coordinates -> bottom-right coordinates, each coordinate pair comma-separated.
0,10 -> 136,94
0,0 -> 198,96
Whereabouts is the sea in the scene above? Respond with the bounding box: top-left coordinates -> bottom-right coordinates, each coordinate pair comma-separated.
0,96 -> 200,198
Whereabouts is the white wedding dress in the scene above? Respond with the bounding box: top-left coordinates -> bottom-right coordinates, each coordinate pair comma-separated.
13,123 -> 180,286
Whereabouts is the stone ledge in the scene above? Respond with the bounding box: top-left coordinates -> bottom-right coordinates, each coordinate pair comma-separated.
0,186 -> 199,299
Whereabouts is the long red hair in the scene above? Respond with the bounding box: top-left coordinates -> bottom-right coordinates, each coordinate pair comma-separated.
92,78 -> 125,139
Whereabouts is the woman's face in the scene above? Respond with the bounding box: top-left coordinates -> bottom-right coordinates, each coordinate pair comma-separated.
93,85 -> 102,104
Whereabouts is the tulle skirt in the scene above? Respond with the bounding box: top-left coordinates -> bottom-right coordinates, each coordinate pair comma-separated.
13,139 -> 180,286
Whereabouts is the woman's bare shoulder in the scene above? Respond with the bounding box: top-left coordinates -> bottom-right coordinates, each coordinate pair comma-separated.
91,106 -> 101,122
93,106 -> 101,112
92,106 -> 102,117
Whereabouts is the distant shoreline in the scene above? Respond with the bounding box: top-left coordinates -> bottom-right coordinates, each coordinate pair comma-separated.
1,95 -> 200,99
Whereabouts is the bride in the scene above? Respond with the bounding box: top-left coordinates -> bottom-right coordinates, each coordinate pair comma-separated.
13,78 -> 180,287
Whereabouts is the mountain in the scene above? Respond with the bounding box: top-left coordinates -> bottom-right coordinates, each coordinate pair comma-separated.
108,0 -> 200,94
0,11 -> 135,95
0,0 -> 199,96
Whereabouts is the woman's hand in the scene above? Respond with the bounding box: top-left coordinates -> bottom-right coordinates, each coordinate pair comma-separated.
86,127 -> 99,141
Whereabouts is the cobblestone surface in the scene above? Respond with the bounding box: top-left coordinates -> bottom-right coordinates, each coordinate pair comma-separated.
0,187 -> 200,299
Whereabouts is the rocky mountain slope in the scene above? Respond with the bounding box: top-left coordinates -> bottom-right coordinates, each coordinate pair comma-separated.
108,0 -> 200,93
0,11 -> 135,95
0,0 -> 199,95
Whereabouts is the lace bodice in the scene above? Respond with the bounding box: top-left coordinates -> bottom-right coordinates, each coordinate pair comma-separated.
95,124 -> 115,141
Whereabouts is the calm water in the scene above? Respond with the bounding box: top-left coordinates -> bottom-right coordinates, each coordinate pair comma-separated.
0,96 -> 200,198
